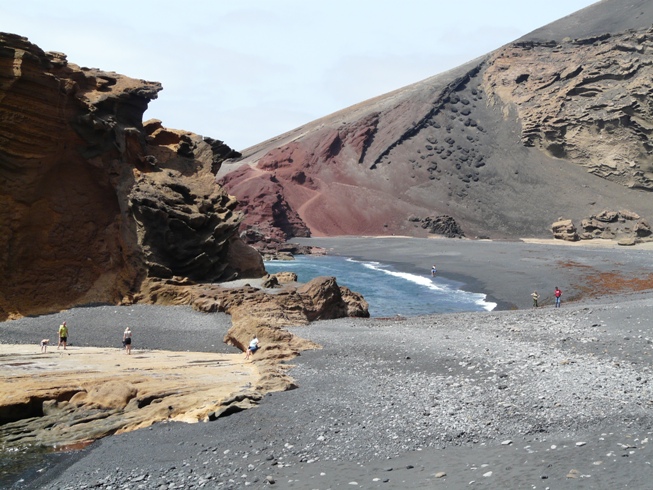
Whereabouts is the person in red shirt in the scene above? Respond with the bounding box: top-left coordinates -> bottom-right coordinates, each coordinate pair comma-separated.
554,287 -> 562,308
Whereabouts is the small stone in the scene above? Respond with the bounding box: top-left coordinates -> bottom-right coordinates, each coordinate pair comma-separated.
501,440 -> 512,445
567,469 -> 580,479
435,472 -> 447,478
576,441 -> 587,447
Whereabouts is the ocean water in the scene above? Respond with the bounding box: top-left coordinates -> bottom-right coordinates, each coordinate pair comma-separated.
265,255 -> 495,317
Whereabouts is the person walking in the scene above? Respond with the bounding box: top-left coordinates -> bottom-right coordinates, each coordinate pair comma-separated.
554,287 -> 562,308
431,264 -> 437,277
531,290 -> 540,308
123,327 -> 133,355
58,321 -> 68,350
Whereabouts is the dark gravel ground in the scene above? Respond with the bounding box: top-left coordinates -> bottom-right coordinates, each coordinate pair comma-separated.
5,294 -> 653,489
0,304 -> 237,354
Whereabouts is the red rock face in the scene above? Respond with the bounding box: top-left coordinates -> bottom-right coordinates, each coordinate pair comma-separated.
0,33 -> 263,320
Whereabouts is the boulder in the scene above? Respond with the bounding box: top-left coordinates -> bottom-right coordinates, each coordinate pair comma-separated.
421,215 -> 465,238
551,219 -> 579,241
619,209 -> 641,221
595,210 -> 619,222
580,218 -> 607,233
635,219 -> 652,237
618,236 -> 639,246
273,272 -> 299,284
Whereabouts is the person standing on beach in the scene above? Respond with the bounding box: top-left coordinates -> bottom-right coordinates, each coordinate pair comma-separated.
531,291 -> 540,308
554,287 -> 562,308
58,321 -> 68,350
123,327 -> 133,355
431,264 -> 437,277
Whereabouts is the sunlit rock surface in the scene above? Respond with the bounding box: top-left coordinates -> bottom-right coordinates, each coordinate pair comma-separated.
0,345 -> 262,448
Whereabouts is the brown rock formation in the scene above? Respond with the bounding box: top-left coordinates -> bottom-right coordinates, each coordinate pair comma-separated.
0,33 -> 264,321
134,275 -> 369,362
551,219 -> 579,242
561,209 -> 653,243
484,28 -> 653,190
218,0 -> 653,247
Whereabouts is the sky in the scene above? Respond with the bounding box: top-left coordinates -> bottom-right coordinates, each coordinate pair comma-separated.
2,0 -> 598,151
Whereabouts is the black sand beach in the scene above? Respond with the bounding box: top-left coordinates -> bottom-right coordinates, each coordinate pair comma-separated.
294,236 -> 653,309
3,237 -> 653,489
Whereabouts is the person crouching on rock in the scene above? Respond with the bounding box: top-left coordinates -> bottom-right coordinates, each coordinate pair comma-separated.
244,336 -> 259,360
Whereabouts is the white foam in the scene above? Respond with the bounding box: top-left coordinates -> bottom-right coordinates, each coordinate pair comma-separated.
356,258 -> 496,311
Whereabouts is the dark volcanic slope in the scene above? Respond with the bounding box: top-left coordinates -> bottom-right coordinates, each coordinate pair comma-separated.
219,0 -> 653,245
522,0 -> 653,41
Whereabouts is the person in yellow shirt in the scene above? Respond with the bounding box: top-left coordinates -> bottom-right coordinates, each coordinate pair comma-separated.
58,321 -> 68,350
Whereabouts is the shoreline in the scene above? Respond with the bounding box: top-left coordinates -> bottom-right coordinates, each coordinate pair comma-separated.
18,293 -> 653,489
5,237 -> 653,488
292,236 -> 653,309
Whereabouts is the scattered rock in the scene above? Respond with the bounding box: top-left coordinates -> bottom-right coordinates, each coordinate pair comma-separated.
551,219 -> 579,241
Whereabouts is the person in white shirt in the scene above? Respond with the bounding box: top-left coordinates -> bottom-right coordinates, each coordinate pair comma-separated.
123,327 -> 133,355
244,336 -> 259,360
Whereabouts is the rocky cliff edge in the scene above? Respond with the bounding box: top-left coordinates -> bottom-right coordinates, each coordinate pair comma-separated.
0,33 -> 264,321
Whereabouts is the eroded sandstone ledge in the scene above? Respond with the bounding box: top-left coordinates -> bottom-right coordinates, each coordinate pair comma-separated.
0,346 -> 262,448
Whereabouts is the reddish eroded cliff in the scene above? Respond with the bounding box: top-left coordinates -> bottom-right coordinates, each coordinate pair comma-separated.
0,33 -> 264,320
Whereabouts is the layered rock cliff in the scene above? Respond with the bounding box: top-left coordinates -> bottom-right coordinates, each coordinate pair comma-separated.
218,0 -> 653,247
0,33 -> 264,320
485,28 -> 653,190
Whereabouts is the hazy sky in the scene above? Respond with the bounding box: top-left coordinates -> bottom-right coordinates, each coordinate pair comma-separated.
2,1 -> 598,151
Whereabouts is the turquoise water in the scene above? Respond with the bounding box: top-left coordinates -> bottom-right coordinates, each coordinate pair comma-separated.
265,255 -> 495,317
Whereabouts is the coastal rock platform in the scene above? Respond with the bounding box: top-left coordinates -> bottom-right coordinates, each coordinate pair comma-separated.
0,345 -> 263,450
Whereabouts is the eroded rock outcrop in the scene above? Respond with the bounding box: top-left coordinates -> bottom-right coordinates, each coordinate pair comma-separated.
0,273 -> 369,449
0,33 -> 264,320
552,209 -> 652,244
485,28 -> 653,190
134,275 -> 369,362
551,219 -> 579,242
0,346 -> 263,448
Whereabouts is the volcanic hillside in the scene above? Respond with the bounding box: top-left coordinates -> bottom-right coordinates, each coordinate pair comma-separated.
219,0 -> 653,248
